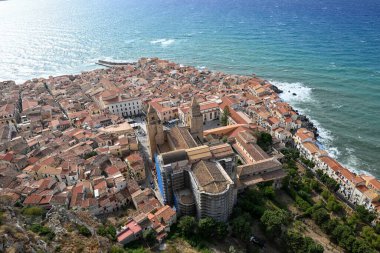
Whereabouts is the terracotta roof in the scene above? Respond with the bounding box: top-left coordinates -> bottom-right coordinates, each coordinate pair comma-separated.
191,160 -> 230,194
369,179 -> 380,191
302,142 -> 320,154
24,194 -> 43,205
319,156 -> 345,172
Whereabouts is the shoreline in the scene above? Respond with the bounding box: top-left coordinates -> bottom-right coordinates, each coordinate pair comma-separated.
2,59 -> 375,179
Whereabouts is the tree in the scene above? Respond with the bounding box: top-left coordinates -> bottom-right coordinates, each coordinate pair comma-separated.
215,221 -> 228,239
22,206 -> 44,216
361,226 -> 380,250
231,213 -> 252,241
220,107 -> 230,126
321,218 -> 339,233
178,216 -> 197,237
311,208 -> 330,226
260,209 -> 289,236
321,189 -> 330,200
351,238 -> 376,253
198,217 -> 217,238
356,205 -> 376,224
262,185 -> 275,199
331,224 -> 354,246
326,196 -> 343,214
77,225 -> 91,237
285,231 -> 324,253
256,132 -> 273,152
143,228 -> 157,245
109,246 -> 125,253
98,225 -> 117,241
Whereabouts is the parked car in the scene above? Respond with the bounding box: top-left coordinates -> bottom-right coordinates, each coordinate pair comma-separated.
250,235 -> 265,248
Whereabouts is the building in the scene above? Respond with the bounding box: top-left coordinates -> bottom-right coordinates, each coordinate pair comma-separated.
117,220 -> 143,245
186,97 -> 204,143
147,98 -> 236,222
146,104 -> 165,158
178,101 -> 220,125
97,90 -> 142,117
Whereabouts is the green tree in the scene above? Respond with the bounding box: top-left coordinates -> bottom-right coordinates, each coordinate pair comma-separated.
256,132 -> 273,152
361,226 -> 380,250
231,213 -> 251,241
143,228 -> 157,245
311,208 -> 330,226
262,185 -> 275,199
220,107 -> 230,126
198,217 -> 217,238
22,206 -> 44,216
30,223 -> 55,240
285,231 -> 324,253
178,216 -> 197,237
215,221 -> 228,239
260,209 -> 289,235
321,189 -> 330,200
355,205 -> 376,224
109,245 -> 125,253
326,196 -> 343,214
321,218 -> 339,233
98,225 -> 117,241
77,225 -> 91,237
351,238 -> 375,253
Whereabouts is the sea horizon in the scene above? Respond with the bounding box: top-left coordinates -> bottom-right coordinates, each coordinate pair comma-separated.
1,0 -> 379,177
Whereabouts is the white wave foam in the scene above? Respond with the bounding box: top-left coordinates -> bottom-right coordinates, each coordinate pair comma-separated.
270,80 -> 370,176
150,38 -> 175,47
269,80 -> 313,105
331,103 -> 343,109
124,39 -> 135,44
271,80 -> 335,150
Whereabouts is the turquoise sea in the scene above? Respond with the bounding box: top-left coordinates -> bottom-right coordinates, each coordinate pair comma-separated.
1,0 -> 379,176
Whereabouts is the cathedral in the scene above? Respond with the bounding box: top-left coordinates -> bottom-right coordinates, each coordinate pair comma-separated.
146,97 -> 236,222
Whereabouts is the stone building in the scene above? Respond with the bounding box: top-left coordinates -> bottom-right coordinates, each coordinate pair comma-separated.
147,98 -> 236,222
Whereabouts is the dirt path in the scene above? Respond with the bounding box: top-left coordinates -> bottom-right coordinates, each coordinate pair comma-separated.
301,219 -> 343,253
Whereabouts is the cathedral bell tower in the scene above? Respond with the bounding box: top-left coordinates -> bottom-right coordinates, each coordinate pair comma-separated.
188,97 -> 203,142
146,104 -> 165,159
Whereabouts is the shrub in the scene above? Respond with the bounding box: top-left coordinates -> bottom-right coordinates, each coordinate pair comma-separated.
284,231 -> 323,253
356,205 -> 376,224
260,209 -> 289,236
198,217 -> 217,238
143,228 -> 157,245
295,196 -> 312,212
231,213 -> 251,241
30,224 -> 55,240
98,225 -> 117,241
178,216 -> 197,238
22,206 -> 44,216
256,132 -> 273,152
77,225 -> 91,237
311,208 -> 330,226
109,246 -> 125,253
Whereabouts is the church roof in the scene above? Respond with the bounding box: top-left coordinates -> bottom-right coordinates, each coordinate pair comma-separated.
168,127 -> 198,150
191,160 -> 230,194
161,150 -> 188,164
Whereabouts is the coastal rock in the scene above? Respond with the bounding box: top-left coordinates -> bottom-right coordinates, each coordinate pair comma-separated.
299,116 -> 319,137
270,85 -> 283,94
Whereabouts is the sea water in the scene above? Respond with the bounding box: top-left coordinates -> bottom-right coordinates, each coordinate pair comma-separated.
1,0 -> 379,176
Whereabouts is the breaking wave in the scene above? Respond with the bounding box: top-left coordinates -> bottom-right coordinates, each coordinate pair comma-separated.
150,38 -> 175,47
270,80 -> 368,175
